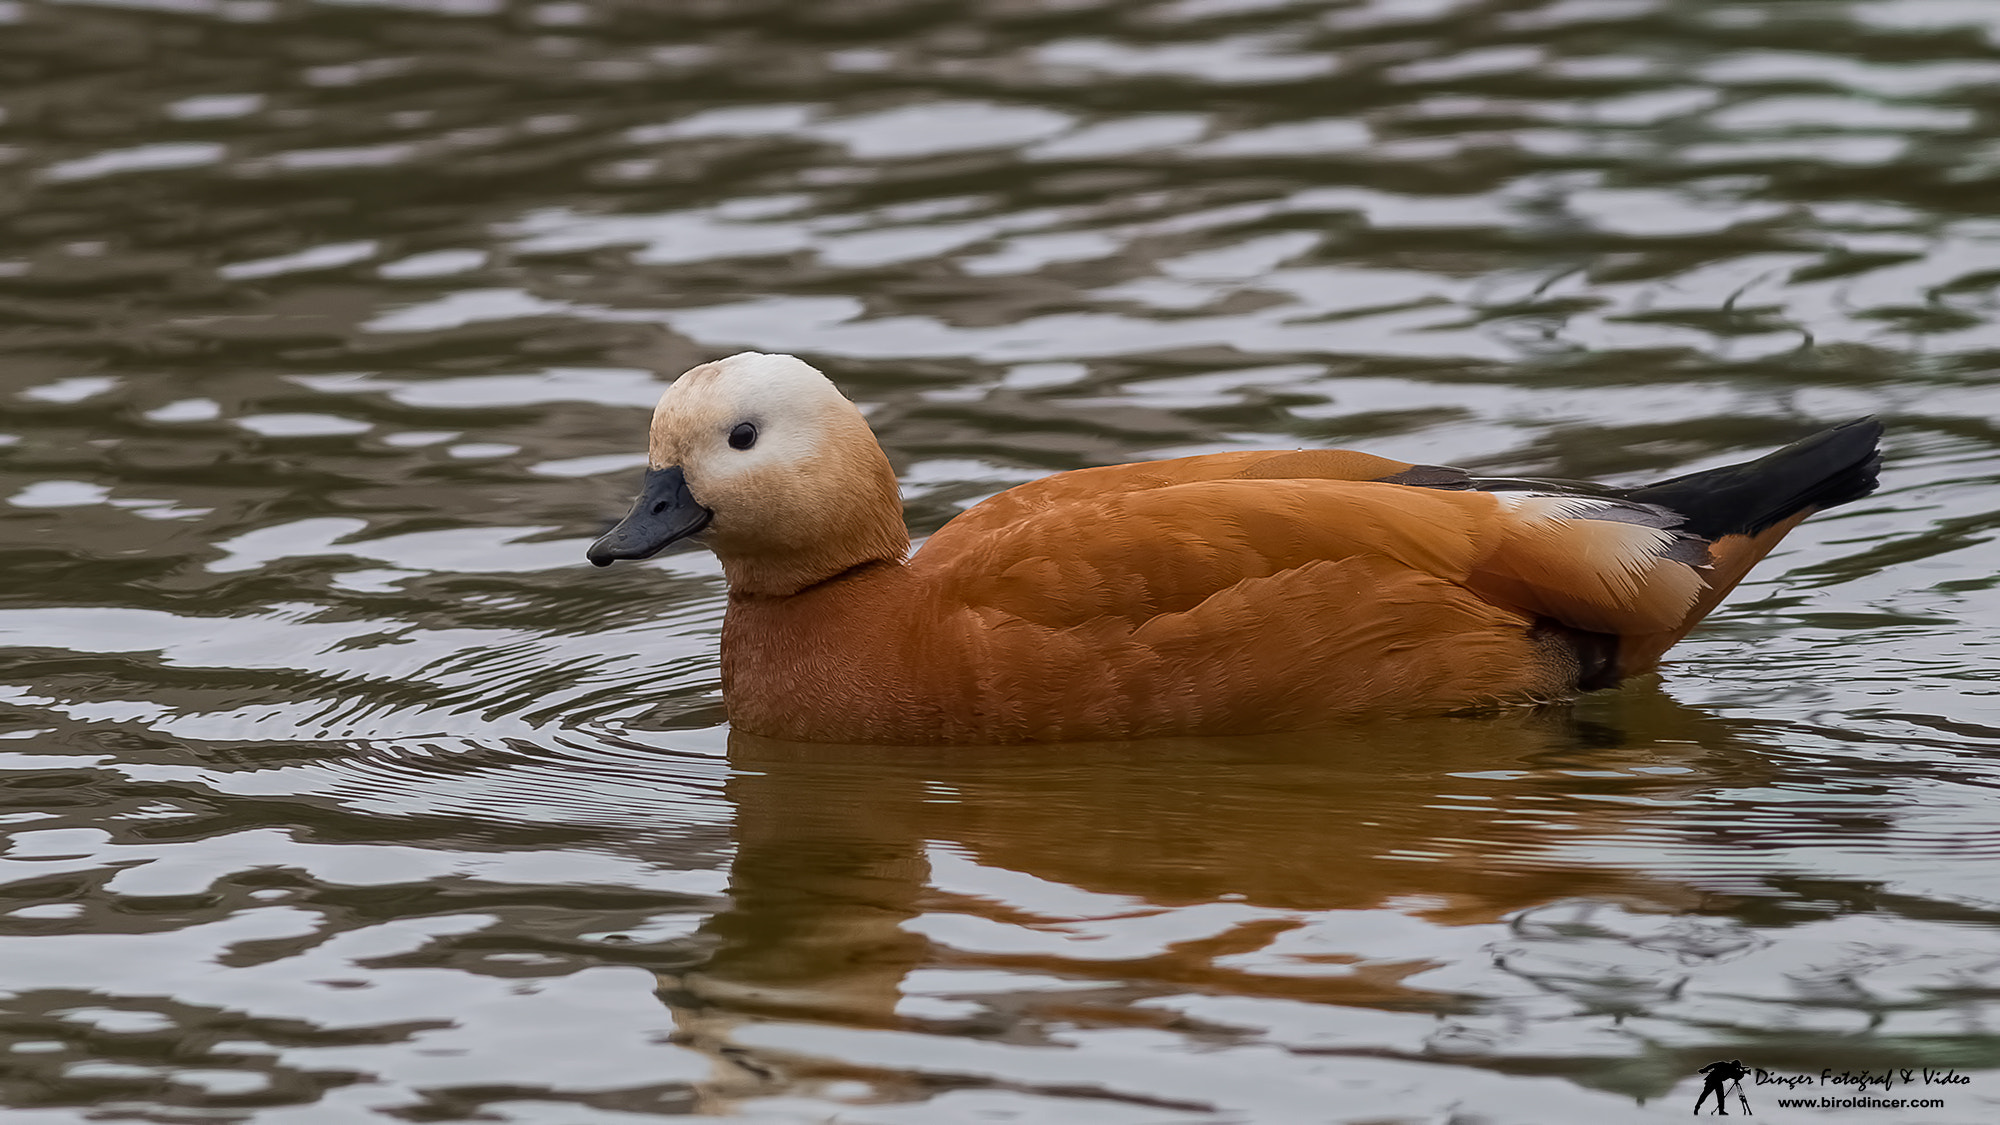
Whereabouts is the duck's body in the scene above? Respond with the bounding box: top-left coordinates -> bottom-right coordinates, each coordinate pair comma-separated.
589,353 -> 1882,745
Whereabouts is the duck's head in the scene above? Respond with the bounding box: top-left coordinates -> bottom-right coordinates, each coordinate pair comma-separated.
586,352 -> 909,595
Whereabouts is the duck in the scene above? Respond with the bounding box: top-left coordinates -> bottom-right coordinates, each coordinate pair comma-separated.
587,352 -> 1883,745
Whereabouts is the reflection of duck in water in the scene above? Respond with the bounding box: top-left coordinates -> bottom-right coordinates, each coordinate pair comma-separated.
588,352 -> 1881,744
658,702 -> 1767,1111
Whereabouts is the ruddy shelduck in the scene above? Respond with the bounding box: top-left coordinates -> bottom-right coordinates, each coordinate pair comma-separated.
588,352 -> 1882,744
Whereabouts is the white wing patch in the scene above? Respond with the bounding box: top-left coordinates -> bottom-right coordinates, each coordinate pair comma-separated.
1501,494 -> 1674,582
1480,492 -> 1708,634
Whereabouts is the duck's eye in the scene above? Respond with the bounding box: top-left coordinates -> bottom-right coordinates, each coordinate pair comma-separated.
728,422 -> 757,451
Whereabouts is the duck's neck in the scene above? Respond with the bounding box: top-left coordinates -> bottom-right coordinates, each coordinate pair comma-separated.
720,559 -> 917,742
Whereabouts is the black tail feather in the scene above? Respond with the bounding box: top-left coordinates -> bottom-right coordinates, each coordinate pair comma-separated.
1628,418 -> 1884,540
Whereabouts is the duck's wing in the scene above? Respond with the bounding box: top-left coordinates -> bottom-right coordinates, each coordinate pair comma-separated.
924,421 -> 1881,682
922,469 -> 1710,640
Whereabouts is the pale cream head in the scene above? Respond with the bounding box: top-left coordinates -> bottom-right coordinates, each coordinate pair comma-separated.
648,352 -> 909,595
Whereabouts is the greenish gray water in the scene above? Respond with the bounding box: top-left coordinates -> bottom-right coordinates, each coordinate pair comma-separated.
3,0 -> 1999,1121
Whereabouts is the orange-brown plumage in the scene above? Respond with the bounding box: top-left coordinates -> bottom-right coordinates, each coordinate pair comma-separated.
589,353 -> 1883,745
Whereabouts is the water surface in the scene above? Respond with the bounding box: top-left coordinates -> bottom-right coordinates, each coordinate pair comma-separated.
3,0 -> 2000,1121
